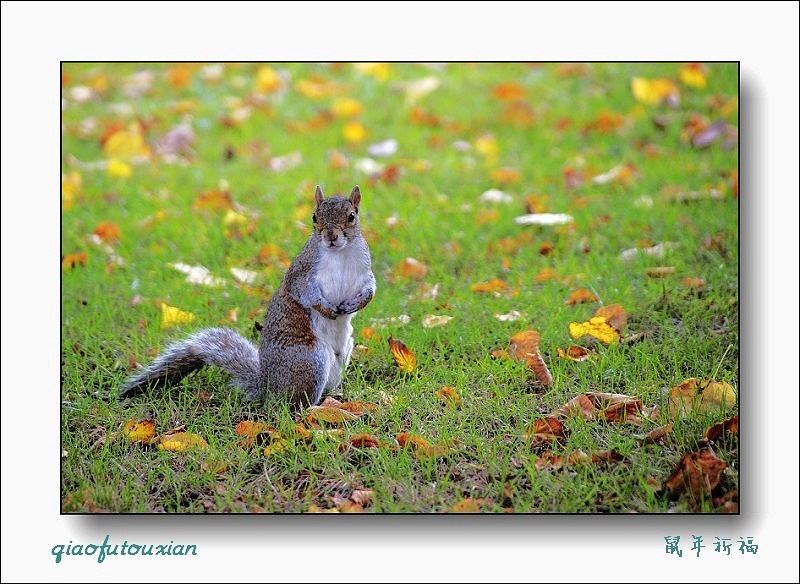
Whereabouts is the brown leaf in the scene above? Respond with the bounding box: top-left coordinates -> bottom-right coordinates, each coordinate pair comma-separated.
508,330 -> 540,360
306,405 -> 359,424
681,277 -> 707,290
641,422 -> 674,444
523,416 -> 566,447
646,266 -> 676,279
594,304 -> 627,333
338,401 -> 379,415
705,415 -> 738,442
525,352 -> 553,386
597,399 -> 644,425
557,345 -> 593,361
555,394 -> 596,420
235,420 -> 270,437
193,190 -> 233,211
565,288 -> 598,306
451,498 -> 489,513
388,335 -> 417,373
349,488 -> 373,507
396,432 -> 455,458
349,433 -> 381,449
661,449 -> 727,498
667,378 -> 737,418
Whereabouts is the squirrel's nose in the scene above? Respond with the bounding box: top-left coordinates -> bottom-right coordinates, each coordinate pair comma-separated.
326,228 -> 338,241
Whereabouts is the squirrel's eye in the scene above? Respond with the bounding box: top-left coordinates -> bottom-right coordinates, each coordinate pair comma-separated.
312,213 -> 317,223
348,213 -> 356,223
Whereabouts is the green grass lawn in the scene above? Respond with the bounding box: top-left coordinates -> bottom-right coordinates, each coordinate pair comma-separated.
61,62 -> 738,513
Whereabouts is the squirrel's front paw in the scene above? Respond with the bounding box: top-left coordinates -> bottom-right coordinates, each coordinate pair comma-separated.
338,290 -> 370,315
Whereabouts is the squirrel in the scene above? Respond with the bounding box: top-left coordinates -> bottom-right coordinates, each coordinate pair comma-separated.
120,185 -> 376,409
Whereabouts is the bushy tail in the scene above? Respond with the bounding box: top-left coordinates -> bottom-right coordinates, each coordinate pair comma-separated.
120,328 -> 261,399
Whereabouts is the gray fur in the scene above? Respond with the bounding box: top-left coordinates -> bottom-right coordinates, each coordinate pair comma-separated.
119,186 -> 375,410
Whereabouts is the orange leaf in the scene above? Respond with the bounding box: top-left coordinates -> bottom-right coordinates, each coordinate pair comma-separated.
235,421 -> 269,437
93,221 -> 120,243
193,190 -> 233,211
435,386 -> 461,406
642,422 -> 674,444
388,335 -> 417,373
394,257 -> 428,280
565,288 -> 597,306
525,352 -> 553,386
62,252 -> 87,271
597,399 -> 644,425
472,278 -> 506,294
489,167 -> 521,184
492,82 -> 525,100
523,416 -> 565,447
349,434 -> 381,448
123,419 -> 156,444
337,401 -> 379,415
451,498 -> 488,513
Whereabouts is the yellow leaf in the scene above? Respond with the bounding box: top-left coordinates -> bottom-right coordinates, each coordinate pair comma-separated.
343,121 -> 367,143
235,421 -> 268,437
679,63 -> 707,88
223,209 -> 249,227
123,419 -> 156,444
568,316 -> 620,344
62,171 -> 82,210
388,335 -> 417,373
263,438 -> 288,456
354,62 -> 391,81
107,158 -> 132,178
631,77 -> 680,105
255,66 -> 282,94
103,128 -> 150,159
160,303 -> 196,329
474,134 -> 499,164
306,405 -> 359,424
157,432 -> 208,451
668,378 -> 737,418
331,98 -> 364,118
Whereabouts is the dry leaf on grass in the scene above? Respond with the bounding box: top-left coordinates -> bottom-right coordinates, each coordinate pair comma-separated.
388,335 -> 417,373
123,419 -> 156,444
157,432 -> 208,451
660,449 -> 727,499
667,378 -> 737,418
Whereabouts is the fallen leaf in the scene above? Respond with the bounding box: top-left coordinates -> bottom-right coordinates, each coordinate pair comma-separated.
422,314 -> 453,328
681,277 -> 707,289
646,266 -> 676,278
508,330 -> 540,360
235,421 -> 269,437
523,416 -> 566,447
94,221 -> 121,243
472,279 -> 506,294
490,167 -> 521,184
555,394 -> 596,420
557,346 -> 593,362
705,415 -> 739,442
631,77 -> 680,105
193,190 -> 233,211
306,405 -> 359,424
62,252 -> 87,271
435,386 -> 461,406
667,378 -> 737,418
331,98 -> 364,118
639,422 -> 674,444
597,398 -> 644,425
103,128 -> 151,159
123,419 -> 156,444
263,438 -> 288,457
160,303 -> 197,329
514,213 -> 574,226
594,304 -> 627,334
388,335 -> 417,373
660,449 -> 727,499
679,63 -> 707,88
492,82 -> 525,100
201,458 -> 229,474
157,432 -> 208,451
568,316 -> 620,344
348,434 -> 381,449
349,489 -> 373,506
526,352 -> 553,386
565,288 -> 598,306
451,498 -> 488,513
394,257 -> 428,280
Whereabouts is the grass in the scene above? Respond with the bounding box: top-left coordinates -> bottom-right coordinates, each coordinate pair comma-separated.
61,62 -> 739,513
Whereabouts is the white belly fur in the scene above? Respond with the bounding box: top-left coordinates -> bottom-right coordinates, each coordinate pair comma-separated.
312,246 -> 364,391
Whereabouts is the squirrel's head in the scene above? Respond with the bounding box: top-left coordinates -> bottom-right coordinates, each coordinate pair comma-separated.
312,185 -> 362,252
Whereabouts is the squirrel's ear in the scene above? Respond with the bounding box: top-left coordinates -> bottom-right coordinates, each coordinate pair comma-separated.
349,185 -> 361,210
314,185 -> 324,205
